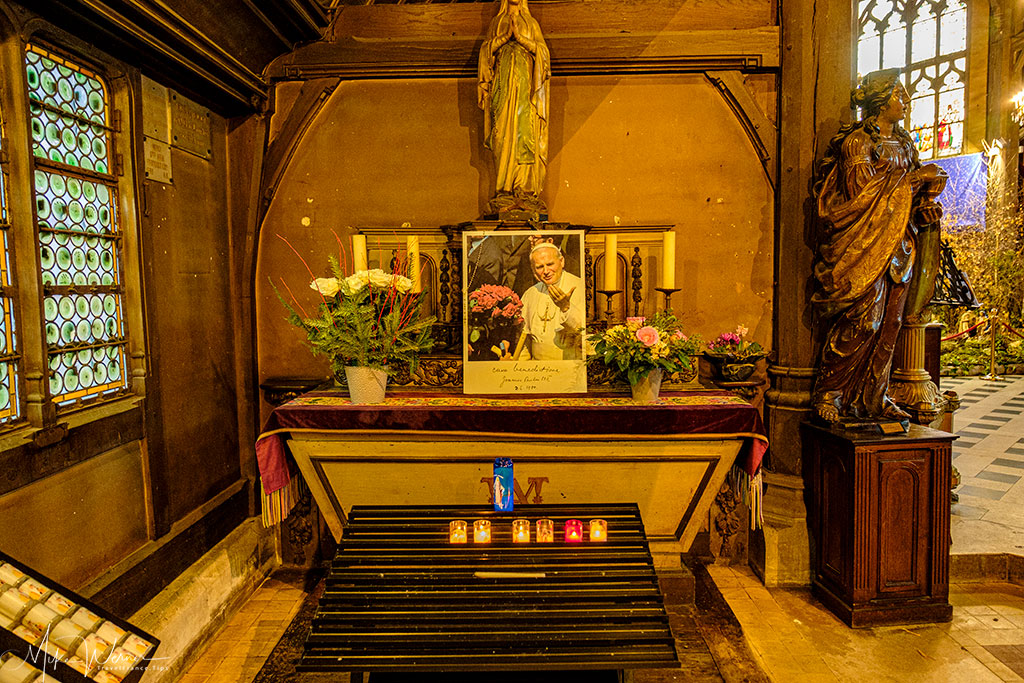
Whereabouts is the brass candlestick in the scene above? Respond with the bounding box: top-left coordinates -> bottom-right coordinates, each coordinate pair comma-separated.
654,287 -> 681,311
597,289 -> 622,323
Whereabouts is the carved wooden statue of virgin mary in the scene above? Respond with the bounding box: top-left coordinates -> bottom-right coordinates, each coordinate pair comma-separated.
477,0 -> 550,217
811,68 -> 946,425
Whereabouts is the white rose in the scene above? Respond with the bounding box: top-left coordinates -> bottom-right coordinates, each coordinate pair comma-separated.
309,277 -> 341,297
367,269 -> 393,289
392,275 -> 413,293
342,271 -> 369,294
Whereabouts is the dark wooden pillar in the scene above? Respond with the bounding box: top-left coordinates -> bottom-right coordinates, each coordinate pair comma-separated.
758,0 -> 853,586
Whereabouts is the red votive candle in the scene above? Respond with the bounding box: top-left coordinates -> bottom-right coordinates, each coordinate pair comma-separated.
564,519 -> 583,542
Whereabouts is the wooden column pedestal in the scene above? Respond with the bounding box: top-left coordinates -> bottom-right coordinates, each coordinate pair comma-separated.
802,422 -> 955,627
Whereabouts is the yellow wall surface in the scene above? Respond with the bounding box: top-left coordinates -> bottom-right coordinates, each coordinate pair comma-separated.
256,73 -> 774,383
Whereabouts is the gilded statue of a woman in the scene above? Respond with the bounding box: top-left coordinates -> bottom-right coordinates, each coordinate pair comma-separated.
477,0 -> 550,217
812,69 -> 946,424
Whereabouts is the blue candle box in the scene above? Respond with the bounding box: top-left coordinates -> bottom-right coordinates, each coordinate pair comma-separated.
493,457 -> 514,511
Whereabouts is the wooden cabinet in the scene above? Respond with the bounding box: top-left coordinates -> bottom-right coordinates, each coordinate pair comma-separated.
803,422 -> 955,627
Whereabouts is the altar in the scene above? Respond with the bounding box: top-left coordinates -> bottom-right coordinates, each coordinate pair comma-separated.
256,390 -> 767,575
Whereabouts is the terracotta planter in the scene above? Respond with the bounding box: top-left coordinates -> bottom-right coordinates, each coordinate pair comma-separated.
344,366 -> 388,404
631,368 -> 663,403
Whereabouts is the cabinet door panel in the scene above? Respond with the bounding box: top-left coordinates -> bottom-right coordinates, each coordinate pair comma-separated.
877,450 -> 930,595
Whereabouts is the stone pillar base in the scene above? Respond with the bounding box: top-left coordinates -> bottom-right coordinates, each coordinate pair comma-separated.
749,471 -> 811,587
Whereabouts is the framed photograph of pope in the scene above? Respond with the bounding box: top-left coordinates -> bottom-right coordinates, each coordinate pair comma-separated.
463,229 -> 587,394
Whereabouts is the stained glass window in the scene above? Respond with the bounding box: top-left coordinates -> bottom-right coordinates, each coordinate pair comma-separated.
856,0 -> 968,159
26,44 -> 127,407
0,105 -> 20,425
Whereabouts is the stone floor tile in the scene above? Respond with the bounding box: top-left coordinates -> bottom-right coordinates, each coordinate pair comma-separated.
967,606 -> 1002,616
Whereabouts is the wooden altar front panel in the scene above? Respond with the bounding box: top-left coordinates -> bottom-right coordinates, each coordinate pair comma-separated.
288,433 -> 741,577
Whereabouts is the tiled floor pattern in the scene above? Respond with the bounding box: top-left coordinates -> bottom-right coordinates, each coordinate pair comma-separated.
177,572 -> 306,683
708,564 -> 1024,682
178,567 -> 1024,683
943,375 -> 1024,556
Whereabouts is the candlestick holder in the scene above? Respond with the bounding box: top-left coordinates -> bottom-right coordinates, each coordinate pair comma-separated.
597,289 -> 623,322
654,287 -> 681,311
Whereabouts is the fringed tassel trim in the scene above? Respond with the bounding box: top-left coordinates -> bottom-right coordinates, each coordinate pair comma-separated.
731,467 -> 764,531
261,476 -> 300,528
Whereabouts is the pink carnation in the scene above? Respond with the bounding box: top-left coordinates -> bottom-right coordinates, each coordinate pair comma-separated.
636,326 -> 660,347
673,330 -> 687,340
626,317 -> 646,325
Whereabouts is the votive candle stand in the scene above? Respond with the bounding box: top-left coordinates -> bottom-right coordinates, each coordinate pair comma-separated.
473,519 -> 491,543
449,520 -> 467,544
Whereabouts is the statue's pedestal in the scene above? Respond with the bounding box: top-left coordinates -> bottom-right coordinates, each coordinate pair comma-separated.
802,421 -> 954,627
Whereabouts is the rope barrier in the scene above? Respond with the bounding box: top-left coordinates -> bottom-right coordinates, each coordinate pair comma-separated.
941,319 -> 988,342
1002,321 -> 1024,341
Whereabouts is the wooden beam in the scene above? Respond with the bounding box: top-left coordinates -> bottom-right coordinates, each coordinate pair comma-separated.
271,27 -> 781,80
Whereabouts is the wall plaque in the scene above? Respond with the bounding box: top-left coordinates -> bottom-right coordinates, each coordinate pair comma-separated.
140,75 -> 170,143
144,138 -> 173,184
170,93 -> 212,159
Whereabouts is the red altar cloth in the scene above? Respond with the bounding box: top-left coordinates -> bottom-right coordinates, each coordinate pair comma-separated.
256,391 -> 769,503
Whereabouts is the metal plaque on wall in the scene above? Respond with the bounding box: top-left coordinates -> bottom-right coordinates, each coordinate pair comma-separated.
141,76 -> 170,143
144,138 -> 173,184
170,93 -> 212,159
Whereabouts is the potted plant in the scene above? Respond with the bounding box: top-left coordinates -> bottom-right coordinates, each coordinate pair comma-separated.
276,256 -> 435,403
588,311 -> 701,402
704,325 -> 766,382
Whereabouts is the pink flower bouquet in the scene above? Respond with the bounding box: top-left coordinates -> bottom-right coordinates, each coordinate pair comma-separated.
588,311 -> 701,386
467,284 -> 524,360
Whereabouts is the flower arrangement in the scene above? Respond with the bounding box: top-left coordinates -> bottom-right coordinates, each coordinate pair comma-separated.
467,284 -> 524,360
706,325 -> 765,358
275,253 -> 435,378
588,311 -> 702,386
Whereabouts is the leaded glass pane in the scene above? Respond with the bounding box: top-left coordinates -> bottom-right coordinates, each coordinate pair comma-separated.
27,44 -> 127,407
25,46 -> 111,174
0,103 -> 19,425
937,88 -> 965,156
859,33 -> 881,75
940,8 -> 967,54
881,27 -> 907,68
910,95 -> 935,133
911,17 -> 937,63
855,0 -> 968,160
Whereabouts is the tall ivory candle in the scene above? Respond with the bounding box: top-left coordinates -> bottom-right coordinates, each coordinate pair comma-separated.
603,234 -> 617,290
352,234 -> 367,272
662,231 -> 676,289
407,235 -> 421,293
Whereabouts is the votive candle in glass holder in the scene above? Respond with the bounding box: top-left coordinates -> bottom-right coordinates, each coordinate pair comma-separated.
473,519 -> 491,543
536,519 -> 554,543
564,519 -> 583,542
589,519 -> 608,542
449,520 -> 467,544
512,519 -> 530,543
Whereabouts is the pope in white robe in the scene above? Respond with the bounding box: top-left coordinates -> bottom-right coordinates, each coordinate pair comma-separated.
519,243 -> 584,360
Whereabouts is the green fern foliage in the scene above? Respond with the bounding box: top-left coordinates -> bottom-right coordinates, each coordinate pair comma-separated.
275,268 -> 435,378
